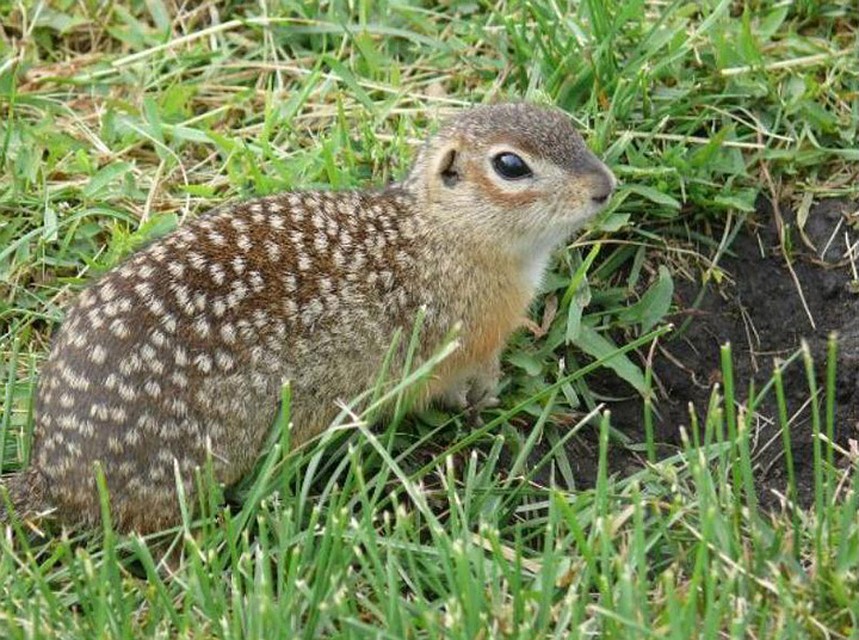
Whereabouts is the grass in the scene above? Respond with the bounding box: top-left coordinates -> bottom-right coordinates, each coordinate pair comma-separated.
1,0 -> 858,637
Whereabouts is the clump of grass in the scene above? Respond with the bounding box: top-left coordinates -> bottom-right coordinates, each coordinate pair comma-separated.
2,341 -> 856,637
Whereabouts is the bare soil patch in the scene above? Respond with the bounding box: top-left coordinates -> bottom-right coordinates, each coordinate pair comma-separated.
562,199 -> 859,506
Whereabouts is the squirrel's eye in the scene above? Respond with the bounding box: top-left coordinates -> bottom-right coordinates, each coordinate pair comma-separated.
492,152 -> 533,180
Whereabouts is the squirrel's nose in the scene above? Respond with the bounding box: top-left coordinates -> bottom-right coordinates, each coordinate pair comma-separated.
590,165 -> 617,205
592,191 -> 611,205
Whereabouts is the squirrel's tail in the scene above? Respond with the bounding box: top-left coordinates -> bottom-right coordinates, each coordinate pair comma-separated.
1,467 -> 50,524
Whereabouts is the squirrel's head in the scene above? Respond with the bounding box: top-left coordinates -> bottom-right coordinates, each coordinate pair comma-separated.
405,102 -> 616,255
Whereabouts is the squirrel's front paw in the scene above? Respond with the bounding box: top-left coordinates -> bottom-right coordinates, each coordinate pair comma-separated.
463,380 -> 500,426
440,384 -> 471,412
439,374 -> 501,425
466,385 -> 500,411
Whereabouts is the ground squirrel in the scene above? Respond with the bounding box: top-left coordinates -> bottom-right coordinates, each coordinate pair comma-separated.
3,103 -> 616,534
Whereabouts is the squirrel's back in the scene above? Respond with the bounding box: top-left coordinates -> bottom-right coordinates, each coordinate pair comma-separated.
26,188 -> 427,531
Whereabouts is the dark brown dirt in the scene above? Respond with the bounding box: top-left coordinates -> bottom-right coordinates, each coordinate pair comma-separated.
557,198 -> 859,507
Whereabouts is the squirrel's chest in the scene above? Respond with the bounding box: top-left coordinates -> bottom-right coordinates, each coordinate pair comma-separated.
464,279 -> 533,360
417,245 -> 544,379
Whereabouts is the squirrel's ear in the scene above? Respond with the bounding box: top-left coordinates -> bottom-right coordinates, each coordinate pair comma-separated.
432,144 -> 462,188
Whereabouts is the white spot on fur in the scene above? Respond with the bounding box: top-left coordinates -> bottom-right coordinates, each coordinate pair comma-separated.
109,319 -> 130,339
314,232 -> 328,252
108,436 -> 123,454
194,353 -> 212,374
144,380 -> 161,398
168,262 -> 185,278
119,383 -> 137,402
252,309 -> 269,329
134,282 -> 153,298
188,252 -> 206,270
169,397 -> 188,416
212,298 -> 227,317
249,271 -> 264,293
170,371 -> 188,389
137,412 -> 159,433
264,240 -> 280,261
150,244 -> 167,261
161,314 -> 177,334
141,343 -> 157,362
210,263 -> 226,285
119,353 -> 141,376
220,323 -> 236,344
99,283 -> 117,302
194,317 -> 210,339
215,350 -> 234,372
69,332 -> 87,348
147,297 -> 166,317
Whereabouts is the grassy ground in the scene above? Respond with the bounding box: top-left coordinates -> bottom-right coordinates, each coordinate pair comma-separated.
1,0 -> 858,637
